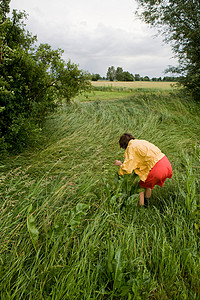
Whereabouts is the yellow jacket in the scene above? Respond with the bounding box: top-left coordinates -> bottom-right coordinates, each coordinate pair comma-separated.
119,139 -> 165,182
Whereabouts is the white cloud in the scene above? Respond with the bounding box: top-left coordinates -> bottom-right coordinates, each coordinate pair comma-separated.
10,0 -> 178,77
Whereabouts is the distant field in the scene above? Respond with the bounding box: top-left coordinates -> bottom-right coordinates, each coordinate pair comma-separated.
92,80 -> 177,90
75,80 -> 178,102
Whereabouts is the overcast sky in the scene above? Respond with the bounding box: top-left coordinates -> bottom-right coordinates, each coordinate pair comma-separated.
10,0 -> 178,78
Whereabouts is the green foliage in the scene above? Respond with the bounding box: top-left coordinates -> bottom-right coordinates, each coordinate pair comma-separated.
105,240 -> 154,298
106,66 -> 116,81
27,204 -> 39,251
134,73 -> 140,81
107,66 -> 135,81
135,0 -> 200,101
143,75 -> 150,81
106,241 -> 128,293
0,5 -> 91,154
179,153 -> 200,228
91,73 -> 102,81
115,67 -> 124,81
65,203 -> 90,235
103,172 -> 140,210
122,71 -> 134,81
0,0 -> 10,19
0,90 -> 199,298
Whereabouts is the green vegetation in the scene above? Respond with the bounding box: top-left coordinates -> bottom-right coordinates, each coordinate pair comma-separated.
1,1 -> 199,297
0,1 -> 91,153
136,0 -> 200,101
75,83 -> 178,102
0,88 -> 199,299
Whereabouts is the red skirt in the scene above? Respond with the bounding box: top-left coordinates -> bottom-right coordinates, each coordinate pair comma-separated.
139,156 -> 173,189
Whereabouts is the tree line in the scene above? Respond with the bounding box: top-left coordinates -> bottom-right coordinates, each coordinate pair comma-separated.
91,66 -> 178,82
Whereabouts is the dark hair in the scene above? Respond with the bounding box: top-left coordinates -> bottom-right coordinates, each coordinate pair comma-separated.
119,133 -> 135,149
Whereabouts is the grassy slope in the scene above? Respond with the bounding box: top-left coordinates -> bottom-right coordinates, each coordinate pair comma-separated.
0,88 -> 200,299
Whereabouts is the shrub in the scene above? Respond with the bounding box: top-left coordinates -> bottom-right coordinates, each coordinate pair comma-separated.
0,5 -> 91,154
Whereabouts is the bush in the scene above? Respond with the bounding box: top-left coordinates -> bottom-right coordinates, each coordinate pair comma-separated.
0,5 -> 91,154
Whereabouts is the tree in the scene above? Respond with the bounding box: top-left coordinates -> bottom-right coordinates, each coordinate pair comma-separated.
135,0 -> 200,101
122,71 -> 134,81
143,76 -> 150,81
115,67 -> 124,81
91,73 -> 101,81
0,4 -> 91,153
134,74 -> 140,81
163,76 -> 177,82
0,0 -> 10,19
106,66 -> 116,81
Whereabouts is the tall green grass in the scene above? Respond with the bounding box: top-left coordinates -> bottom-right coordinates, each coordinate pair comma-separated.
0,90 -> 199,299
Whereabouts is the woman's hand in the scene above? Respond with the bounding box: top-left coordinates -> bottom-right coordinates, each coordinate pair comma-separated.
115,160 -> 122,166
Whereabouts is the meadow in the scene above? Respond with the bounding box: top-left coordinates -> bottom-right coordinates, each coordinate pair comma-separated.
0,83 -> 199,299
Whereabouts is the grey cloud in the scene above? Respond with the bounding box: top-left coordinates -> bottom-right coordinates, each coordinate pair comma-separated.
55,24 -> 177,77
22,11 -> 178,77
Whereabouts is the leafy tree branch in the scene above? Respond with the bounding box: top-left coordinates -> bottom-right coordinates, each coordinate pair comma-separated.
135,0 -> 200,101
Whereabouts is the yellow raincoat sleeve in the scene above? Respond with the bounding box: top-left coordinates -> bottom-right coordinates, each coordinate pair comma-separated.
118,146 -> 138,176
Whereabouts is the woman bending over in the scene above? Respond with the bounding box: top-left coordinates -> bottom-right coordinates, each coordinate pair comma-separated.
115,133 -> 173,206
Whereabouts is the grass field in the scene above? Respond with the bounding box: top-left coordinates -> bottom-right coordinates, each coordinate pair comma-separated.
76,81 -> 178,102
91,80 -> 177,90
0,88 -> 200,299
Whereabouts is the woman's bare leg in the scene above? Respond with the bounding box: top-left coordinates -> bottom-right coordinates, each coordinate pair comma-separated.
139,191 -> 144,205
139,189 -> 151,206
145,188 -> 151,199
